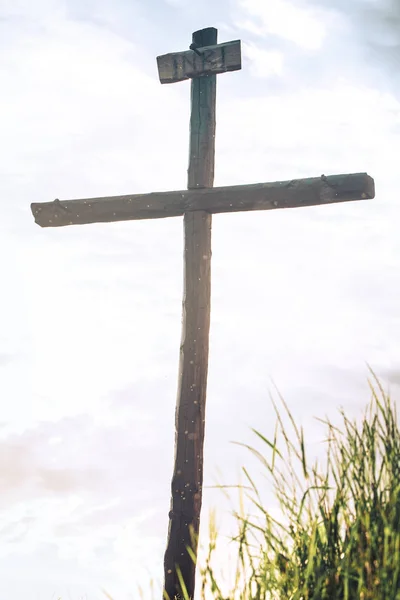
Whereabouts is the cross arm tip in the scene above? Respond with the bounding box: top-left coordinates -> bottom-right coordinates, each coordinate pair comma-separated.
354,172 -> 375,199
322,172 -> 375,201
364,173 -> 375,199
30,202 -> 43,227
31,199 -> 62,228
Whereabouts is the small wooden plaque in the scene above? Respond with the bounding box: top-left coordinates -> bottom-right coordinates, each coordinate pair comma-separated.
157,39 -> 241,84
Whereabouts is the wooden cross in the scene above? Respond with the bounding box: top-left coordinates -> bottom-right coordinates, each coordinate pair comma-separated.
31,26 -> 375,600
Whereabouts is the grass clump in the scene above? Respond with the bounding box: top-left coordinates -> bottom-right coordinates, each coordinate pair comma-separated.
199,373 -> 400,599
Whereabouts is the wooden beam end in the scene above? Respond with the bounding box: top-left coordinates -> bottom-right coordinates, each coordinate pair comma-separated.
363,173 -> 375,199
31,203 -> 45,227
321,172 -> 375,203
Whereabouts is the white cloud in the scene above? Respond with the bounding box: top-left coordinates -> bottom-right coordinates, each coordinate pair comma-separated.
243,42 -> 284,78
0,0 -> 64,19
0,15 -> 186,199
236,0 -> 335,50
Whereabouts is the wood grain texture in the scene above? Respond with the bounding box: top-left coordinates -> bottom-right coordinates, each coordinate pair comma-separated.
187,30 -> 217,189
163,27 -> 216,600
157,39 -> 241,84
163,211 -> 212,600
31,173 -> 375,228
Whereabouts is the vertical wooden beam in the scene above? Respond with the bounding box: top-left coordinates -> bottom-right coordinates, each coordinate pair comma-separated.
163,27 -> 216,600
187,27 -> 217,189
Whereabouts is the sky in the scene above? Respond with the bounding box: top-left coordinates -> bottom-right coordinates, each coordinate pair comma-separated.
1,0 -> 400,598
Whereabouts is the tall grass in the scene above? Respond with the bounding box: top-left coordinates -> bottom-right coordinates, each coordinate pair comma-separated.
196,373 -> 400,600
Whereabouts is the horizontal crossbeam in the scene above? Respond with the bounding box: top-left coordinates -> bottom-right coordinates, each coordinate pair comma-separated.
31,173 -> 374,228
157,39 -> 241,84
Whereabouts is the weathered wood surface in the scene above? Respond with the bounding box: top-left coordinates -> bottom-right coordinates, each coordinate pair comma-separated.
163,26 -> 216,600
157,38 -> 241,84
187,31 -> 217,189
163,215 -> 212,600
31,173 -> 375,228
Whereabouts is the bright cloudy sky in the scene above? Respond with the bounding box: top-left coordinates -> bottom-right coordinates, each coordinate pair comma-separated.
1,0 -> 400,598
